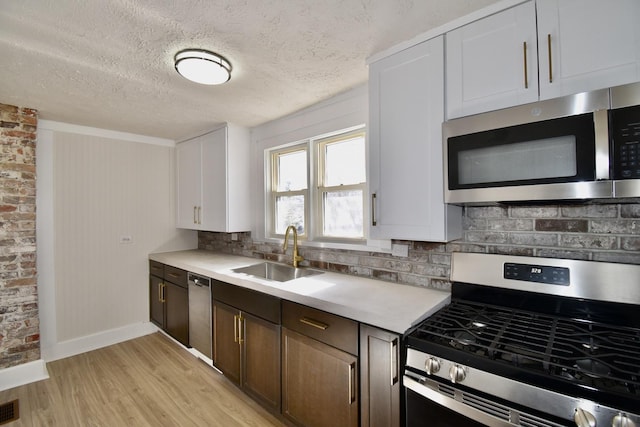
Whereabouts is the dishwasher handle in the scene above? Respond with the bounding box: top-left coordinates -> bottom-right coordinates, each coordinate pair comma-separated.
187,272 -> 211,288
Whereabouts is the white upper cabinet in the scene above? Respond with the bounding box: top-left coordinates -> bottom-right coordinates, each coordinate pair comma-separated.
176,124 -> 251,232
369,35 -> 462,242
446,1 -> 538,119
537,0 -> 640,100
446,0 -> 640,119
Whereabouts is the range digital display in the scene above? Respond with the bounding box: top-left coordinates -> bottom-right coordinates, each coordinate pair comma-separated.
503,263 -> 570,286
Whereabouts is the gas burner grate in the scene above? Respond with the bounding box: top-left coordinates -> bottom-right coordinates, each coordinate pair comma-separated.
414,300 -> 640,395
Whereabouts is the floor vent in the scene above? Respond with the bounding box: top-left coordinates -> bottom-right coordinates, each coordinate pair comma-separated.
0,399 -> 19,425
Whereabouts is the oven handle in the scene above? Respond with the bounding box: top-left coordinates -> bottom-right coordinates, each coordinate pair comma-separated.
404,375 -> 517,427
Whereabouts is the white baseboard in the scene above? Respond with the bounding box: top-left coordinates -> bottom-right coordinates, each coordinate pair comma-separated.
0,359 -> 49,392
42,321 -> 159,362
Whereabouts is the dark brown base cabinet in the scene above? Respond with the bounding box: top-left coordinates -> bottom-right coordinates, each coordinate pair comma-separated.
360,325 -> 401,427
149,261 -> 189,346
281,301 -> 359,427
212,281 -> 281,412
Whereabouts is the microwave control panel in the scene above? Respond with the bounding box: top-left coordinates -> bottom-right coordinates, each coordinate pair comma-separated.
612,105 -> 640,179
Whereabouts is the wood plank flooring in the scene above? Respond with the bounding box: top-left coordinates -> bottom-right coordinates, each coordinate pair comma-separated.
0,333 -> 286,426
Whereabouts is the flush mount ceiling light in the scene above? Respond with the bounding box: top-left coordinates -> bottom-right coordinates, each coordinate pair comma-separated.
174,49 -> 232,85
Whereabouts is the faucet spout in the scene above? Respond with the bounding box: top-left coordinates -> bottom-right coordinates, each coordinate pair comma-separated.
283,225 -> 304,268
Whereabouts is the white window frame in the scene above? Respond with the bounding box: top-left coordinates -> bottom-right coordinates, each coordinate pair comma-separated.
266,125 -> 367,244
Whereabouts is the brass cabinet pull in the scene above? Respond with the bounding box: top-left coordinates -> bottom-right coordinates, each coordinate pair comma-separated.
299,317 -> 329,330
523,41 -> 528,89
371,193 -> 377,226
547,33 -> 553,83
348,362 -> 356,404
193,206 -> 197,224
159,283 -> 165,303
390,338 -> 399,386
233,314 -> 239,343
238,314 -> 244,344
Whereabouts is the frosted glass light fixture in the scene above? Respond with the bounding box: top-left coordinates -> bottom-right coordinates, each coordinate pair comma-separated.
174,49 -> 231,85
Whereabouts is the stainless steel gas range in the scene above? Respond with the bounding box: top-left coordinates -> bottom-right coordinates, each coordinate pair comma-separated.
404,252 -> 640,427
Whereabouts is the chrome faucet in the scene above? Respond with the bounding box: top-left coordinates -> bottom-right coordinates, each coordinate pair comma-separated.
283,225 -> 304,268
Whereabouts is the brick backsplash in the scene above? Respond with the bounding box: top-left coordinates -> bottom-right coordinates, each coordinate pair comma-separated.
199,201 -> 640,291
0,103 -> 40,369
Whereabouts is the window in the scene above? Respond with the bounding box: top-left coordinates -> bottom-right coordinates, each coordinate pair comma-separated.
268,127 -> 366,242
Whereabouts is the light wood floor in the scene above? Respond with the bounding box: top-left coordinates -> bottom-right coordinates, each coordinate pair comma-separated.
0,333 -> 286,426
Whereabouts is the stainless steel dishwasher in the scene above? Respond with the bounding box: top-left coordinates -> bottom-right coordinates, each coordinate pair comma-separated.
187,272 -> 212,359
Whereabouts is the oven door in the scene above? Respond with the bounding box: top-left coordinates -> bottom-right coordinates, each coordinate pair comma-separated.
404,374 -> 572,427
406,386 -> 487,427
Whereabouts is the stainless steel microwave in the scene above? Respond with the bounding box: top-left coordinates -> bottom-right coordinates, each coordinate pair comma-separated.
443,82 -> 640,204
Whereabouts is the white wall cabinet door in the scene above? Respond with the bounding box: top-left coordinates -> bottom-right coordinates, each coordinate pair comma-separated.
176,136 -> 203,229
176,124 -> 251,232
369,35 -> 461,242
537,0 -> 640,100
446,1 -> 538,119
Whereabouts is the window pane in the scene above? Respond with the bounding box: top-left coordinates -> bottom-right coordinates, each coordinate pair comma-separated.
275,195 -> 305,235
277,150 -> 307,191
323,190 -> 363,238
324,136 -> 365,186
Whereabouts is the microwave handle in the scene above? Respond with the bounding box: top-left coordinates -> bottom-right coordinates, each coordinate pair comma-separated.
594,109 -> 610,180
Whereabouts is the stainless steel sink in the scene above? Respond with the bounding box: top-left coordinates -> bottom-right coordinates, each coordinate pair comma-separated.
232,262 -> 323,282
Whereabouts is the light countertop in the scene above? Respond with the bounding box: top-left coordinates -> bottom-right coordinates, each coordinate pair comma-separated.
149,249 -> 451,334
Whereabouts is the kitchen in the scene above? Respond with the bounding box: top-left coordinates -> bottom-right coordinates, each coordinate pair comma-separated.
1,0 -> 640,426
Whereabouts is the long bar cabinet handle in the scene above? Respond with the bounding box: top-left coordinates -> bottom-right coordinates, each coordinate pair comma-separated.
193,206 -> 197,224
371,193 -> 377,226
523,41 -> 528,89
348,362 -> 356,404
547,34 -> 553,83
159,283 -> 165,303
197,206 -> 202,224
233,314 -> 239,343
299,317 -> 329,330
390,338 -> 399,386
238,314 -> 244,344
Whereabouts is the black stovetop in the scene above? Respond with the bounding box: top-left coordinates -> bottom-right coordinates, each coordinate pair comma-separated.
406,283 -> 640,413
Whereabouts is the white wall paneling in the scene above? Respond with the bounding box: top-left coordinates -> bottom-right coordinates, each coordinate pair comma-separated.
37,121 -> 196,361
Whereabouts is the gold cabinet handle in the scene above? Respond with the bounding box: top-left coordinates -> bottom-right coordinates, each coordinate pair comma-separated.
193,206 -> 197,224
390,338 -> 399,386
371,193 -> 377,226
159,283 -> 165,303
348,362 -> 356,404
299,317 -> 329,330
233,314 -> 239,343
238,314 -> 244,344
547,33 -> 553,83
523,41 -> 528,89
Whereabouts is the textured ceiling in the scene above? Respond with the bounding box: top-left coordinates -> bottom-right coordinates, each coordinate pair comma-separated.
0,0 -> 499,140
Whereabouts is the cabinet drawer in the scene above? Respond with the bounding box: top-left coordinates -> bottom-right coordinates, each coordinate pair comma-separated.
149,260 -> 164,277
282,301 -> 358,356
213,280 -> 280,324
164,265 -> 187,288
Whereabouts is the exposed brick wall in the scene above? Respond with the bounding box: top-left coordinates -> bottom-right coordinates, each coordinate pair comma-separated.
198,201 -> 640,291
0,103 -> 40,369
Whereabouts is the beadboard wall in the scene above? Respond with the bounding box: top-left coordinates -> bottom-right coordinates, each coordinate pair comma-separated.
37,122 -> 196,360
199,201 -> 640,291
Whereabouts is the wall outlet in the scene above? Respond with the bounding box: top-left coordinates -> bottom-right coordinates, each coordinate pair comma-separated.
391,243 -> 408,257
231,233 -> 238,241
119,235 -> 133,244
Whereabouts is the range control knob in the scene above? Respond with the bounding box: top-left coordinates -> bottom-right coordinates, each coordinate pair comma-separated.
574,408 -> 596,427
449,365 -> 466,384
425,357 -> 440,375
612,414 -> 636,427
